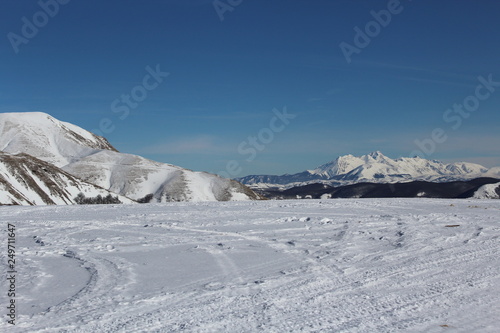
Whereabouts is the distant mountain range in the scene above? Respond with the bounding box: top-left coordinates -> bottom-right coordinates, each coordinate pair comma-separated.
237,151 -> 500,190
0,112 -> 262,205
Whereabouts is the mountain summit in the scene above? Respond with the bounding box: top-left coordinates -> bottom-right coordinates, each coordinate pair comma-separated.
237,151 -> 499,189
0,112 -> 117,167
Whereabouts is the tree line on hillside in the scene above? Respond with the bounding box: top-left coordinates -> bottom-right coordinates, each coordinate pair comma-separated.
74,192 -> 122,205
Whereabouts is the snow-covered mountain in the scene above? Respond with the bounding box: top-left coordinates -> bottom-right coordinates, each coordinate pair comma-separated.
0,112 -> 262,205
238,151 -> 500,189
0,151 -> 134,205
0,112 -> 116,167
63,150 -> 260,202
473,182 -> 500,199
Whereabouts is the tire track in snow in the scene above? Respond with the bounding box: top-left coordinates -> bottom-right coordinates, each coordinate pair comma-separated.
24,253 -> 131,332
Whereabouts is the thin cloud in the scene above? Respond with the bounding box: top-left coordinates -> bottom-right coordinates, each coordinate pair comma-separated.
350,59 -> 479,88
141,135 -> 233,155
396,76 -> 476,88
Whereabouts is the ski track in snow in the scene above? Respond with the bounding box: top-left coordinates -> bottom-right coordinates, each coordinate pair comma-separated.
1,199 -> 499,332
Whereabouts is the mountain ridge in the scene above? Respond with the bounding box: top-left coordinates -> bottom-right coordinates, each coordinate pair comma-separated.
237,151 -> 499,190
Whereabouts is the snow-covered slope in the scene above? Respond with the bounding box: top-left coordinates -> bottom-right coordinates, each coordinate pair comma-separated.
0,112 -> 116,167
473,182 -> 500,199
0,112 -> 262,204
238,151 -> 497,189
3,199 -> 499,331
63,150 -> 261,202
0,152 -> 134,205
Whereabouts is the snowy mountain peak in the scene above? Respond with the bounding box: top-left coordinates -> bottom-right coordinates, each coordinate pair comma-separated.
312,152 -> 492,182
310,151 -> 391,178
367,151 -> 384,159
309,154 -> 361,178
0,112 -> 116,167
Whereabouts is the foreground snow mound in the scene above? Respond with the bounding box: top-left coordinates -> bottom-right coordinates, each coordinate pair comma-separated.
0,112 -> 116,167
63,150 -> 261,202
2,199 -> 499,332
0,152 -> 134,205
473,182 -> 500,199
238,151 -> 495,189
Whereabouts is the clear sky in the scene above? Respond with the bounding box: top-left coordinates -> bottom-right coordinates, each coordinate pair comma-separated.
1,0 -> 499,177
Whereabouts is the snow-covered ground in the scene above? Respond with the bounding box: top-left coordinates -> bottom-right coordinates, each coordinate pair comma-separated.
1,199 -> 499,332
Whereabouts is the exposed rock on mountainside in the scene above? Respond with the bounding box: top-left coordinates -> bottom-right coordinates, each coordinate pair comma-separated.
0,152 -> 134,205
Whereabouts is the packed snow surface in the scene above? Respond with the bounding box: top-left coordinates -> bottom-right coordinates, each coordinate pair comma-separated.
1,199 -> 499,332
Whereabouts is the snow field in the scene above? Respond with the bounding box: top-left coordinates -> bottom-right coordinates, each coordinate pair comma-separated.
1,198 -> 499,332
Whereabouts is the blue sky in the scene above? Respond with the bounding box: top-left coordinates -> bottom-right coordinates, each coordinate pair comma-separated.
1,0 -> 500,177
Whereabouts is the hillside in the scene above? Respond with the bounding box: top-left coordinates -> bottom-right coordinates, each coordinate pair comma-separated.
0,152 -> 134,205
63,150 -> 260,202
